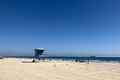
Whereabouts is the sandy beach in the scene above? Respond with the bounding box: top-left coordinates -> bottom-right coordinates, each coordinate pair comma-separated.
0,58 -> 120,80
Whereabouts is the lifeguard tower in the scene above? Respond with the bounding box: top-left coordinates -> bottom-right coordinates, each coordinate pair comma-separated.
32,48 -> 45,62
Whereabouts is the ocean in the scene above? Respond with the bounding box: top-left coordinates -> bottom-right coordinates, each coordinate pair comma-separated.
4,56 -> 120,62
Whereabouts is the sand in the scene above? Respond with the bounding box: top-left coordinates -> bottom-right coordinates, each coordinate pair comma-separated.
0,58 -> 120,80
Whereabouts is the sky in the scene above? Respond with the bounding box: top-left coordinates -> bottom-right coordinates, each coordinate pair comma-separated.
0,0 -> 120,56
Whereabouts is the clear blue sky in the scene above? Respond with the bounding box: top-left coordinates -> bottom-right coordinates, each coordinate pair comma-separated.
0,0 -> 120,56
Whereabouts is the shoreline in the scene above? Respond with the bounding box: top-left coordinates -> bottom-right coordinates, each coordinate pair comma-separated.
1,57 -> 120,63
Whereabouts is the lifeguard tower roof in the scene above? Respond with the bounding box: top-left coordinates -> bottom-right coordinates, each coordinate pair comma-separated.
34,48 -> 45,50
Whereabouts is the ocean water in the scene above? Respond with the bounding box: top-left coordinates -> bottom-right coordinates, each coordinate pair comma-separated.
46,57 -> 120,62
4,56 -> 120,62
